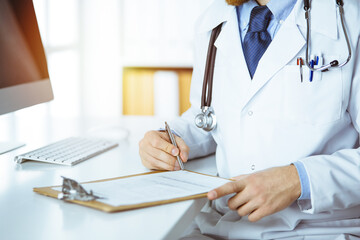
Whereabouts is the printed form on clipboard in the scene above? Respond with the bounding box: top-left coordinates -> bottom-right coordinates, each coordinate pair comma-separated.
33,170 -> 231,212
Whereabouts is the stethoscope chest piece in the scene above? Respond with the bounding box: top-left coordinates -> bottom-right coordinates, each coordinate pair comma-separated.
195,106 -> 217,132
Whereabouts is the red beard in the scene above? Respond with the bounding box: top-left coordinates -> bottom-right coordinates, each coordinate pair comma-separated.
225,0 -> 251,6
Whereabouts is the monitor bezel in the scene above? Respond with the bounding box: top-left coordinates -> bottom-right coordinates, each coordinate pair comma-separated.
0,78 -> 53,115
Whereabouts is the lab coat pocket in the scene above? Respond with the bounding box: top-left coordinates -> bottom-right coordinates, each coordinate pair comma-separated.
282,63 -> 342,125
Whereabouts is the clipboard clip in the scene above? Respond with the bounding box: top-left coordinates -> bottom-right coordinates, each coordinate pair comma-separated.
58,176 -> 102,201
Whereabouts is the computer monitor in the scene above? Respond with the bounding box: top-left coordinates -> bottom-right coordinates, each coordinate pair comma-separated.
0,0 -> 54,153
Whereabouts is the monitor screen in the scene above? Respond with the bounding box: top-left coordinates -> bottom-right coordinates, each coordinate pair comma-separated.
0,0 -> 53,115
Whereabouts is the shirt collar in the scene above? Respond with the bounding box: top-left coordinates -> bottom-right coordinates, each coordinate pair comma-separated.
237,0 -> 297,31
237,1 -> 258,31
267,0 -> 297,23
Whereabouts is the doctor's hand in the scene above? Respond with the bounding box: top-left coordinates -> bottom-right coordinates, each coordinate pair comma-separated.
207,165 -> 301,222
139,130 -> 189,171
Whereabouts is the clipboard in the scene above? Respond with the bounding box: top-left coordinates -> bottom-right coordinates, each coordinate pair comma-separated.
33,170 -> 230,213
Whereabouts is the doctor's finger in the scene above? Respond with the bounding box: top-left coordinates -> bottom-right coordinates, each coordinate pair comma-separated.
174,136 -> 189,162
247,206 -> 271,222
236,201 -> 259,218
149,132 -> 179,156
140,150 -> 174,171
227,192 -> 250,211
208,181 -> 246,200
145,145 -> 178,168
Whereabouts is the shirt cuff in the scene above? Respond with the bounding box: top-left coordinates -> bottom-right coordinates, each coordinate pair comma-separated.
292,161 -> 311,200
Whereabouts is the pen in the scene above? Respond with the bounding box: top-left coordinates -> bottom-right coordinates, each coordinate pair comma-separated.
309,56 -> 319,82
297,57 -> 304,82
309,59 -> 314,82
165,122 -> 184,170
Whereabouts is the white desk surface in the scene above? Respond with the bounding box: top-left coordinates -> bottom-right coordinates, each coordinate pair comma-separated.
0,116 -> 217,240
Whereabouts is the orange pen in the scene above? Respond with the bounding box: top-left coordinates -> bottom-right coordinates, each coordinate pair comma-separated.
297,57 -> 304,82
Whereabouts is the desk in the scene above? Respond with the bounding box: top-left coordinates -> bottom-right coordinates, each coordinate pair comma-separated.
0,116 -> 217,240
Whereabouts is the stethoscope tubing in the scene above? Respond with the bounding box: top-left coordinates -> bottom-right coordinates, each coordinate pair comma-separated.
201,23 -> 222,108
304,0 -> 352,72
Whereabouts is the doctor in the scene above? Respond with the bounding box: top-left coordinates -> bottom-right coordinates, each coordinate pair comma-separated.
139,0 -> 360,239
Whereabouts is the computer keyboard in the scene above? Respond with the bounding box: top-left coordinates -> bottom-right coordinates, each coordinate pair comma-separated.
14,137 -> 119,166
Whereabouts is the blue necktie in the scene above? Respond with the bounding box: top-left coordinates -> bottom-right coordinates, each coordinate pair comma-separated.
243,6 -> 273,79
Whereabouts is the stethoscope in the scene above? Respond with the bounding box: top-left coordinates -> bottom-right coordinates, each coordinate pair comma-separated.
194,23 -> 223,132
195,0 -> 352,132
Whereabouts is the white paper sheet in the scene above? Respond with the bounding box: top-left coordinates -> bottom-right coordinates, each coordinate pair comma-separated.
54,171 -> 230,206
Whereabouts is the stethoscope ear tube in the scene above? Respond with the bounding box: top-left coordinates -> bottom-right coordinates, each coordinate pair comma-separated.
201,23 -> 223,109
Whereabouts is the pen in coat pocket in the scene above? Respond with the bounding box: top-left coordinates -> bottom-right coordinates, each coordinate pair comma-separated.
309,55 -> 319,82
297,57 -> 304,82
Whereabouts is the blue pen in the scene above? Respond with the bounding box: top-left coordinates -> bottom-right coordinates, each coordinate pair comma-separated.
309,56 -> 319,82
309,60 -> 314,82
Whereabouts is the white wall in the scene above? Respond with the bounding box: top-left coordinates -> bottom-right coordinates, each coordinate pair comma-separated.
81,0 -> 122,118
121,0 -> 213,66
1,0 -> 214,125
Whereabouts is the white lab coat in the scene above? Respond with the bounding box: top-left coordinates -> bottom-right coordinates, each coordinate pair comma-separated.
170,0 -> 360,239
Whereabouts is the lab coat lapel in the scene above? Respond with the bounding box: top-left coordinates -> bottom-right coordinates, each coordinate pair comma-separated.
250,19 -> 305,95
214,7 -> 252,111
197,1 -> 250,115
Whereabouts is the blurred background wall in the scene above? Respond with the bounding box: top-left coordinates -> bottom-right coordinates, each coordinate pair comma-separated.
13,0 -> 213,122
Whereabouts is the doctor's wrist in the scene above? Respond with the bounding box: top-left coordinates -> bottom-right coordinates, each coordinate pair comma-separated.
287,164 -> 302,200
